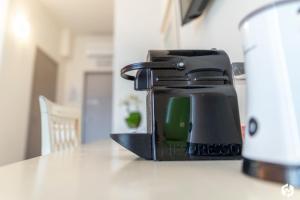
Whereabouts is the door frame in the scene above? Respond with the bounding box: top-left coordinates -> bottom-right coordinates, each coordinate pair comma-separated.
82,70 -> 113,143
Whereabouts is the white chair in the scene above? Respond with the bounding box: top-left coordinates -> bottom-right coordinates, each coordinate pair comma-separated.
39,96 -> 81,155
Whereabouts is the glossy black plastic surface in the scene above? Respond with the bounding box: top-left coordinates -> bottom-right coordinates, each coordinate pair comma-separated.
111,50 -> 243,161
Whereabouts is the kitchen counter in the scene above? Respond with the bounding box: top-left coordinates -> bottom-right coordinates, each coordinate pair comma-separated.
0,140 -> 299,200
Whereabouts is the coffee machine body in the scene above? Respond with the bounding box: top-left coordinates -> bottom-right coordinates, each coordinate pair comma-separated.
111,50 -> 243,161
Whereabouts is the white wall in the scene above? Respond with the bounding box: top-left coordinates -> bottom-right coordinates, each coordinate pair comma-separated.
0,0 -> 63,165
178,0 -> 274,61
0,0 -> 10,69
60,35 -> 113,108
112,0 -> 162,133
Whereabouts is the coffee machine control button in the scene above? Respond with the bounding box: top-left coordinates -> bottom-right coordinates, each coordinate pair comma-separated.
176,62 -> 185,70
249,118 -> 258,136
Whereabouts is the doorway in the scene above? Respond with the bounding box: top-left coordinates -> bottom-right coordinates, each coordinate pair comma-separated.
26,48 -> 58,159
82,72 -> 112,143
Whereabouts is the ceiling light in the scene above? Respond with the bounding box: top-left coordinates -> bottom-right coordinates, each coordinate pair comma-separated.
12,13 -> 30,41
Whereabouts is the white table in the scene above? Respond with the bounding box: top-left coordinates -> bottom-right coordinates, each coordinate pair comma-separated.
0,140 -> 299,200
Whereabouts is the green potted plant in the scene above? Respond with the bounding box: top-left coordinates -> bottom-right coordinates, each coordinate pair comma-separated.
121,94 -> 142,129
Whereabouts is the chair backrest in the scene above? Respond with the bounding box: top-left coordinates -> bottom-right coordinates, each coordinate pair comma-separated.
39,96 -> 81,155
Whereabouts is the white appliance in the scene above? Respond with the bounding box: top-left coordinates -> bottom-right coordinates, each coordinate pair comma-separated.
239,0 -> 300,186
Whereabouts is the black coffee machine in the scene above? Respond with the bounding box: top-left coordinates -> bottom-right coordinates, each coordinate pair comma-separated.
111,50 -> 242,161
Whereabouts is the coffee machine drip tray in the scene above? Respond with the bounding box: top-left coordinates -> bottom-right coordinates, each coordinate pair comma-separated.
110,133 -> 152,160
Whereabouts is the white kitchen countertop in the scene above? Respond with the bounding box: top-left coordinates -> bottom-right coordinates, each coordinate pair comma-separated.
0,140 -> 299,200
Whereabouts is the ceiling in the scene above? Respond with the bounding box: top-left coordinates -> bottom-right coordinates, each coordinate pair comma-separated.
40,0 -> 114,34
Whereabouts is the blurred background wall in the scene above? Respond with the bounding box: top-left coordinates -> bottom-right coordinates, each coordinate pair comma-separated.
0,0 -> 63,165
0,0 -> 275,165
112,0 -> 162,133
60,35 -> 113,107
